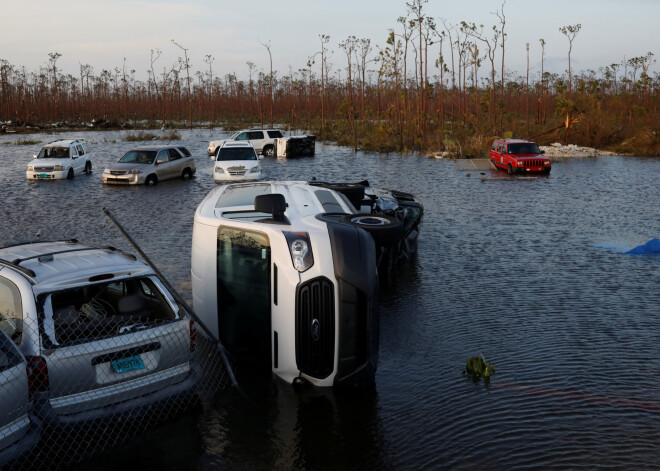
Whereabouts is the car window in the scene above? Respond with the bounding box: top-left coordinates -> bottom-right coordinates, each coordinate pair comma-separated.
119,150 -> 156,164
496,144 -> 502,153
177,147 -> 191,157
156,149 -> 170,163
168,148 -> 182,160
0,277 -> 23,344
491,142 -> 497,151
508,143 -> 541,154
267,130 -> 283,138
218,147 -> 258,161
236,133 -> 248,141
0,330 -> 22,372
46,277 -> 177,347
77,145 -> 85,156
248,131 -> 264,140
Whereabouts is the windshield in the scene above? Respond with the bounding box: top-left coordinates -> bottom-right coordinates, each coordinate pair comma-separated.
38,147 -> 69,158
217,147 -> 258,161
119,150 -> 156,164
508,143 -> 541,154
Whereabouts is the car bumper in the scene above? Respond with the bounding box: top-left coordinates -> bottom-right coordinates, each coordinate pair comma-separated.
213,172 -> 262,182
33,362 -> 201,427
513,166 -> 551,174
0,415 -> 42,467
26,170 -> 67,180
102,174 -> 142,185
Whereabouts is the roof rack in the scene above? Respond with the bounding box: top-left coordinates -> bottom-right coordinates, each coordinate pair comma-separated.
0,259 -> 36,280
11,245 -> 137,266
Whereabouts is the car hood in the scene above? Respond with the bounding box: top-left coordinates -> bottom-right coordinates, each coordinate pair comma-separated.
215,160 -> 260,169
107,162 -> 153,171
30,158 -> 70,167
512,153 -> 544,159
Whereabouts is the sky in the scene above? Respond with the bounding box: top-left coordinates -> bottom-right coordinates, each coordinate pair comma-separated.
2,0 -> 658,83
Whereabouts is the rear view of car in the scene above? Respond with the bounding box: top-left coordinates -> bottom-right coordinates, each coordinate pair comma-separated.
0,241 -> 199,431
213,141 -> 263,182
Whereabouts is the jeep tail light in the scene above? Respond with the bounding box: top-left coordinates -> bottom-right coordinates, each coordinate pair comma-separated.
189,319 -> 197,353
26,356 -> 49,398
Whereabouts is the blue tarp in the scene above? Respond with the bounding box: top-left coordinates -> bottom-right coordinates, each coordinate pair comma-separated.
626,238 -> 660,255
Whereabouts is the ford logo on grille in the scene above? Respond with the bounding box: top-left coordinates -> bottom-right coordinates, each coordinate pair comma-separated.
311,318 -> 320,341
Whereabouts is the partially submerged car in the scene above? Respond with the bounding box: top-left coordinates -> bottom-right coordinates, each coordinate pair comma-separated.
213,141 -> 263,182
490,138 -> 551,175
0,328 -> 41,467
0,240 -> 199,428
26,139 -> 91,180
207,129 -> 284,157
102,146 -> 196,185
191,180 -> 423,388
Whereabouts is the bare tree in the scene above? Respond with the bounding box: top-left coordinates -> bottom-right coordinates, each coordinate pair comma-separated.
558,23 -> 581,96
259,39 -> 274,128
172,39 -> 193,127
492,1 -> 506,132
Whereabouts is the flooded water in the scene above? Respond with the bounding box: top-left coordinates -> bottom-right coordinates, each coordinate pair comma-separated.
2,129 -> 660,470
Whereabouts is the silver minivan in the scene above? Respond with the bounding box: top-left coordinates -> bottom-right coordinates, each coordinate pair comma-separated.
102,145 -> 196,185
0,241 -> 199,428
0,328 -> 40,466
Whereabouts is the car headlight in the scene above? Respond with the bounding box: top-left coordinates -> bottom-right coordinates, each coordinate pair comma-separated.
129,169 -> 142,174
249,166 -> 261,173
54,165 -> 63,171
209,143 -> 215,149
215,167 -> 225,174
103,168 -> 111,174
545,161 -> 551,165
27,165 -> 33,171
283,231 -> 314,272
517,161 -> 523,166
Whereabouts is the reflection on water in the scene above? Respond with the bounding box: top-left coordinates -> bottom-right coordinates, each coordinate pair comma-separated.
2,130 -> 660,469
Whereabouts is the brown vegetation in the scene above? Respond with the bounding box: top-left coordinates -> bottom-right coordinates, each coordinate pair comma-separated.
0,1 -> 658,156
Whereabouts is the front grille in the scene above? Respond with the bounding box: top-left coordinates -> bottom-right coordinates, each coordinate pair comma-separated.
296,277 -> 335,378
34,166 -> 54,172
110,170 -> 127,175
228,169 -> 247,176
521,159 -> 545,167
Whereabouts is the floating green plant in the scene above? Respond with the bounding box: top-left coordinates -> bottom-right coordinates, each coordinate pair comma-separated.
464,355 -> 495,383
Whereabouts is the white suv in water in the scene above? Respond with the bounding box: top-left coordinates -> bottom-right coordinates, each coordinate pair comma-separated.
26,139 -> 92,180
207,129 -> 284,157
0,240 -> 199,428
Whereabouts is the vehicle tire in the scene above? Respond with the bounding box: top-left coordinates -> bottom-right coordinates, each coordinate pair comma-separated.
507,164 -> 514,175
318,212 -> 404,247
145,175 -> 158,186
85,161 -> 92,175
181,168 -> 192,180
67,168 -> 74,179
263,145 -> 275,157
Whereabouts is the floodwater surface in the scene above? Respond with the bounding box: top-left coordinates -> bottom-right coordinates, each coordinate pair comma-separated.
1,129 -> 660,470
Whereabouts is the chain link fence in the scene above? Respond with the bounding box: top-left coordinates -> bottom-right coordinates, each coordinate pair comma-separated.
0,246 -> 233,470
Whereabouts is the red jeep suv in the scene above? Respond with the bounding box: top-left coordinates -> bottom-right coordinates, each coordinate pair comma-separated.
490,139 -> 551,175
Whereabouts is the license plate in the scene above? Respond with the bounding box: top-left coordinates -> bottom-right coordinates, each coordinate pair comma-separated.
111,355 -> 145,373
39,174 -> 48,178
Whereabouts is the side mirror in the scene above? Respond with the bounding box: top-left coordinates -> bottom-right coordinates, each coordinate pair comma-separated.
540,150 -> 545,154
156,160 -> 164,165
33,155 -> 38,159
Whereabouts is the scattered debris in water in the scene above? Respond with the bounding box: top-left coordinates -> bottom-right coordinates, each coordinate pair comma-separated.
464,355 -> 495,383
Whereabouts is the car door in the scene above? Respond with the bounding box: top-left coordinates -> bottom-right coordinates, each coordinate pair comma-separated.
249,131 -> 266,153
154,149 -> 171,181
69,146 -> 83,174
168,148 -> 184,179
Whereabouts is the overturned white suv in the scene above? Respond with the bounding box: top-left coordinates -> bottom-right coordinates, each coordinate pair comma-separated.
191,180 -> 423,388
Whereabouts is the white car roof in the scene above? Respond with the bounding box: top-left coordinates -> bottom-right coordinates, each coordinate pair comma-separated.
221,141 -> 255,149
43,139 -> 86,147
0,241 -> 152,290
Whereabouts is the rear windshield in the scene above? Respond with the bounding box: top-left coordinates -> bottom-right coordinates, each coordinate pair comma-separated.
508,143 -> 541,154
217,147 -> 258,161
43,277 -> 177,347
38,147 -> 69,158
119,150 -> 157,164
177,146 -> 192,157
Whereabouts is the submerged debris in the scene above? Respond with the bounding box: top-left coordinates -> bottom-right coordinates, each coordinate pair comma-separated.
464,355 -> 495,383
